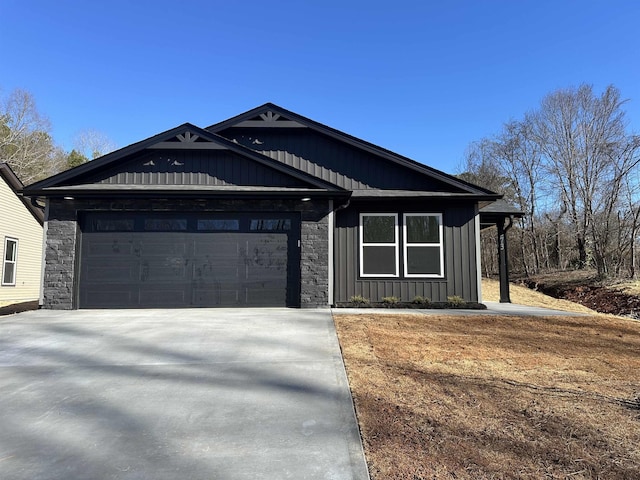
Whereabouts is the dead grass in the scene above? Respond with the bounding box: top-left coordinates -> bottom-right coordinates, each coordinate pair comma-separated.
334,313 -> 640,479
482,278 -> 600,315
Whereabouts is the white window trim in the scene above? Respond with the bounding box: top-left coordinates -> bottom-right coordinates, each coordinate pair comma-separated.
359,213 -> 399,278
403,213 -> 444,278
2,237 -> 18,286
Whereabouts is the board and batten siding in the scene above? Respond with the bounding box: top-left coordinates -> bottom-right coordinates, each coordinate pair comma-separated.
88,149 -> 309,187
222,128 -> 466,192
333,201 -> 479,304
0,177 -> 43,305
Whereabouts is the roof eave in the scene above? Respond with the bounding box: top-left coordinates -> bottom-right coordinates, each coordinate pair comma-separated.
21,187 -> 352,201
0,163 -> 45,225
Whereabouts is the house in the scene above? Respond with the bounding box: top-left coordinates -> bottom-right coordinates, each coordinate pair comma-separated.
23,103 -> 514,310
0,162 -> 44,307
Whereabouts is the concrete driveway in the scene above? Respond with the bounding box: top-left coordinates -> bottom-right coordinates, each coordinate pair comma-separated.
0,309 -> 370,480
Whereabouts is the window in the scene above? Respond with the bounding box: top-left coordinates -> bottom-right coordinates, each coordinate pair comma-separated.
403,213 -> 443,277
360,214 -> 398,277
197,219 -> 240,231
250,219 -> 291,231
94,219 -> 134,232
2,238 -> 18,286
144,218 -> 187,231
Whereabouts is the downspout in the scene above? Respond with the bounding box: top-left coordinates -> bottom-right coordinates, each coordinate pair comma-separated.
475,210 -> 482,302
39,199 -> 50,307
498,215 -> 514,303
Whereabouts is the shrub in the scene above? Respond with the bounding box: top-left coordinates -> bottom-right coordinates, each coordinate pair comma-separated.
412,295 -> 431,305
349,295 -> 370,307
381,296 -> 400,306
447,295 -> 466,307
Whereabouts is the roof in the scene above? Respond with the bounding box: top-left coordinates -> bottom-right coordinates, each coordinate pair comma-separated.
22,104 -> 508,208
479,198 -> 524,227
207,103 -> 499,198
0,162 -> 44,225
479,198 -> 524,216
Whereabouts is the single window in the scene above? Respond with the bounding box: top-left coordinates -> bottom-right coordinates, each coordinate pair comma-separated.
403,214 -> 444,277
250,219 -> 291,231
360,214 -> 398,277
197,219 -> 240,231
94,219 -> 135,232
2,238 -> 18,286
144,218 -> 188,231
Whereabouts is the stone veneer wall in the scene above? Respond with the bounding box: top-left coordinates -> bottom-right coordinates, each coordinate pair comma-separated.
43,197 -> 331,309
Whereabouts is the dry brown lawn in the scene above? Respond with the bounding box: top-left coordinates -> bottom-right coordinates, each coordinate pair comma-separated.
334,312 -> 640,479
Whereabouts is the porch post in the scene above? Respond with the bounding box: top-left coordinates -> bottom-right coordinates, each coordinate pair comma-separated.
497,216 -> 512,303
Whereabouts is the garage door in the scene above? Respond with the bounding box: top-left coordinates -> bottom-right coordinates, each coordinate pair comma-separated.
78,213 -> 300,308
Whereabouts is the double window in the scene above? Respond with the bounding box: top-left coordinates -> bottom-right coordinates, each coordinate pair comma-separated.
359,213 -> 443,278
2,237 -> 18,286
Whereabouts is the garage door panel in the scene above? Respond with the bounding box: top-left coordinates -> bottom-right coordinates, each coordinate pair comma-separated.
194,265 -> 241,280
84,263 -> 139,282
79,213 -> 300,308
193,236 -> 241,256
246,286 -> 287,306
81,287 -> 138,308
142,260 -> 189,282
192,288 -> 240,306
139,287 -> 189,306
86,238 -> 134,256
139,239 -> 187,256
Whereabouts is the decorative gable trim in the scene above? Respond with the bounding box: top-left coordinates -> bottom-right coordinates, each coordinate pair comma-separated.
234,110 -> 306,128
147,130 -> 227,149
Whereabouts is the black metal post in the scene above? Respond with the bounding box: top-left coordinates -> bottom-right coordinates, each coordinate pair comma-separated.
497,216 -> 513,303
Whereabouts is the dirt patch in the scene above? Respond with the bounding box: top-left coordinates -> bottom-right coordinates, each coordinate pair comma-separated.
0,301 -> 39,316
519,272 -> 640,319
334,313 -> 640,479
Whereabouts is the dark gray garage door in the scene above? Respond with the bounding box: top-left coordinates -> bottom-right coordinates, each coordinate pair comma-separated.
79,213 -> 300,308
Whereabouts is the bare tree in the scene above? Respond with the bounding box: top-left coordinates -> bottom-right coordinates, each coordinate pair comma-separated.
73,129 -> 117,160
0,88 -> 64,183
462,84 -> 640,280
531,84 -> 635,275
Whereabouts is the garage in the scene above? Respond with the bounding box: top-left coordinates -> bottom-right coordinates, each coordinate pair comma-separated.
78,212 -> 300,308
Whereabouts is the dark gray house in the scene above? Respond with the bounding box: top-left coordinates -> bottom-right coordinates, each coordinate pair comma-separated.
23,103 -> 509,309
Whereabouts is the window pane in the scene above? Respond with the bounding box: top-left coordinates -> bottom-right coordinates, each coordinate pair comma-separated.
363,216 -> 395,243
2,263 -> 15,284
250,219 -> 291,231
5,240 -> 16,261
144,219 -> 187,231
407,246 -> 441,275
362,246 -> 396,275
95,219 -> 134,232
197,219 -> 240,231
406,215 -> 440,243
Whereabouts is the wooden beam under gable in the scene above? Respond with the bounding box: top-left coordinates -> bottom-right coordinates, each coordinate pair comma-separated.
234,110 -> 306,128
148,130 -> 227,149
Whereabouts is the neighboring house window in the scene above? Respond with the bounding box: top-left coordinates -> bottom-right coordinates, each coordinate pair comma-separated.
2,237 -> 18,286
360,213 -> 399,277
403,213 -> 444,277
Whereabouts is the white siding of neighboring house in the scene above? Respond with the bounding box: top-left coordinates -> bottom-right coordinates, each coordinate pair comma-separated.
0,176 -> 43,306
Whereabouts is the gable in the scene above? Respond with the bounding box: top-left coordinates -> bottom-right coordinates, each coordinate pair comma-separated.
24,124 -> 344,195
209,104 -> 496,197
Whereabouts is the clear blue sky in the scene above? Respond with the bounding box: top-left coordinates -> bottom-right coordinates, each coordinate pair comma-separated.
1,0 -> 639,174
